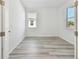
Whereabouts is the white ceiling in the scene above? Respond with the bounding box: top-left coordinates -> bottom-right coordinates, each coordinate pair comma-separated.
20,0 -> 70,8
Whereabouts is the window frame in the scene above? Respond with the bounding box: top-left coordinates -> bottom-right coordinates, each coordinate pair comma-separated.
66,6 -> 76,30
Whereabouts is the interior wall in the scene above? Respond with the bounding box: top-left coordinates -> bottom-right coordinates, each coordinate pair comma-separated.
25,8 -> 59,37
9,0 -> 25,53
58,0 -> 75,44
25,0 -> 75,45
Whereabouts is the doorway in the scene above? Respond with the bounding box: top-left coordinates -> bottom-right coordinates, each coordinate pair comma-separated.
0,0 -> 78,59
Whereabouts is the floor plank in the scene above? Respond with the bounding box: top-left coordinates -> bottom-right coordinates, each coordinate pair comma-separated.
9,37 -> 74,59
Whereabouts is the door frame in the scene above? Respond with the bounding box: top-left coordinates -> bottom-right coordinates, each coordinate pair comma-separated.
0,0 -> 5,59
0,0 -> 78,59
0,0 -> 9,59
74,0 -> 78,59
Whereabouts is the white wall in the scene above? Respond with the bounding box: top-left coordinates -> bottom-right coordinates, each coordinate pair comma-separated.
25,8 -> 59,37
25,0 -> 75,45
58,0 -> 75,44
9,0 -> 25,53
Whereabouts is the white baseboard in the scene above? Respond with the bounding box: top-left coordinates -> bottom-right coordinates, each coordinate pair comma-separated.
9,36 -> 25,54
59,36 -> 74,45
9,35 -> 74,54
25,35 -> 58,37
25,36 -> 74,45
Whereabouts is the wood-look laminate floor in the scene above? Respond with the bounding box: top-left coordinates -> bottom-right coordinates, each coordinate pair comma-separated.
9,37 -> 74,59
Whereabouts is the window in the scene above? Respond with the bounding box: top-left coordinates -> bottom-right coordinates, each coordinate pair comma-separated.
67,7 -> 76,29
27,12 -> 37,28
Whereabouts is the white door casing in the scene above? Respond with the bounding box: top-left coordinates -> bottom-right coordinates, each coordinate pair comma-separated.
0,0 -> 9,59
0,0 -> 5,59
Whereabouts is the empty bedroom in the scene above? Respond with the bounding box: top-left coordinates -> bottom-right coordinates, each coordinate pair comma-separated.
8,0 -> 77,59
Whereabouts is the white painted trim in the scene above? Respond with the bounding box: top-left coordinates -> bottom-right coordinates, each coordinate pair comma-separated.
25,36 -> 73,44
25,36 -> 74,44
59,36 -> 74,45
9,36 -> 25,54
25,35 -> 58,37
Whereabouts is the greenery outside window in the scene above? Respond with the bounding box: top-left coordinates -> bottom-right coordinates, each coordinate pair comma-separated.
67,7 -> 76,29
